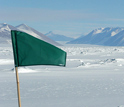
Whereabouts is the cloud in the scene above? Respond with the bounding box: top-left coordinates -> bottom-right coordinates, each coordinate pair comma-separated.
0,7 -> 100,21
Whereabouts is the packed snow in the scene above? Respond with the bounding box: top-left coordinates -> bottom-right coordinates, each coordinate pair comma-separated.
0,43 -> 124,107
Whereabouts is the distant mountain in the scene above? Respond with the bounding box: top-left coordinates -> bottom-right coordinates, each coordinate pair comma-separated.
67,27 -> 124,46
16,24 -> 61,46
45,31 -> 74,41
0,23 -> 17,44
0,23 -> 61,46
104,30 -> 124,46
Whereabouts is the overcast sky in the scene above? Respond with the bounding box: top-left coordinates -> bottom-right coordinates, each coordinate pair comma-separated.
1,0 -> 124,37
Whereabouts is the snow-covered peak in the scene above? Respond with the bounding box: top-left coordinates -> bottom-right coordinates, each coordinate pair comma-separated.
68,27 -> 124,46
0,23 -> 61,46
110,27 -> 124,36
0,23 -> 17,31
0,23 -> 17,37
16,24 -> 42,39
91,27 -> 124,36
45,31 -> 74,41
0,23 -> 17,42
111,31 -> 117,36
0,23 -> 10,31
16,24 -> 31,31
0,23 -> 8,28
16,24 -> 61,46
93,28 -> 104,35
45,31 -> 54,36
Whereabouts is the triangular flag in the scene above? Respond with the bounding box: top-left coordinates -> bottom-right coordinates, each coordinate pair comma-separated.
11,30 -> 66,67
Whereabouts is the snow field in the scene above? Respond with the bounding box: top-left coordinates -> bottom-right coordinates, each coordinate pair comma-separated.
0,44 -> 124,107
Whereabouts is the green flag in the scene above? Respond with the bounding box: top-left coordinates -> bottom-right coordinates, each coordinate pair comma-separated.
11,30 -> 66,67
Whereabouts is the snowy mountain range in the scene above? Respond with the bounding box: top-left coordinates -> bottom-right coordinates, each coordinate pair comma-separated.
45,31 -> 74,41
67,27 -> 124,46
2,23 -> 124,46
0,23 -> 61,46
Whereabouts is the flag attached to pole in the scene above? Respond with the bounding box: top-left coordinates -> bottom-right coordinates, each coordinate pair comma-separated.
11,30 -> 66,67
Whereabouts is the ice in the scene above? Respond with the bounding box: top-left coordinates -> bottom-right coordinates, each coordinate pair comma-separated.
0,44 -> 124,107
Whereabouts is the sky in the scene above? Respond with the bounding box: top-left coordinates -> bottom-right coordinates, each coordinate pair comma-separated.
1,0 -> 124,38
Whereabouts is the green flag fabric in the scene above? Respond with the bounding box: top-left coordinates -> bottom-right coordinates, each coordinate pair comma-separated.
11,30 -> 66,67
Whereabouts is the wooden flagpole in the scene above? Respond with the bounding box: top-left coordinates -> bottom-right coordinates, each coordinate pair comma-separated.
15,67 -> 21,107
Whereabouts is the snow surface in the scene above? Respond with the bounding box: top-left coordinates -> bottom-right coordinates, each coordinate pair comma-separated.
0,43 -> 124,107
